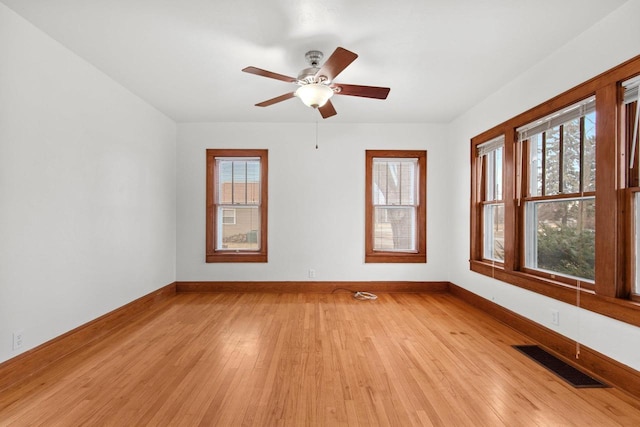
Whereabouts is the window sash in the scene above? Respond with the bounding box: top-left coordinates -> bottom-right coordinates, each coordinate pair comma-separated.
216,206 -> 260,252
372,158 -> 418,206
476,135 -> 504,204
215,157 -> 261,205
484,146 -> 503,202
527,113 -> 595,197
524,196 -> 595,282
483,203 -> 505,262
624,77 -> 640,169
373,206 -> 417,252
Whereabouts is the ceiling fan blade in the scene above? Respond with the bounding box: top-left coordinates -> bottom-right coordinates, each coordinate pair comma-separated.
242,66 -> 297,83
255,92 -> 296,107
333,84 -> 390,100
315,47 -> 358,82
318,100 -> 337,119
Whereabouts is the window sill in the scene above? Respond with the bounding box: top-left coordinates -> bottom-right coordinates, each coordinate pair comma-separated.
206,253 -> 267,263
469,260 -> 640,328
365,252 -> 426,263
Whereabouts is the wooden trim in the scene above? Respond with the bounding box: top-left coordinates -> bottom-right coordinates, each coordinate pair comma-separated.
504,56 -> 640,133
503,128 -> 517,271
470,260 -> 640,327
448,282 -> 640,400
0,283 -> 176,394
176,281 -> 449,293
595,84 -> 621,297
365,150 -> 427,263
205,149 -> 268,263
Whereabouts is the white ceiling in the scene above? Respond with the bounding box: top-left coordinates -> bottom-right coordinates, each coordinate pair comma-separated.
1,0 -> 628,123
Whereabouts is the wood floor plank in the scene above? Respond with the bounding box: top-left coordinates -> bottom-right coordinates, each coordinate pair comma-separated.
1,292 -> 640,426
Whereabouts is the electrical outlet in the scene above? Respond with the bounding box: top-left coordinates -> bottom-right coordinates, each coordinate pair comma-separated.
13,330 -> 24,350
308,269 -> 316,279
551,309 -> 560,326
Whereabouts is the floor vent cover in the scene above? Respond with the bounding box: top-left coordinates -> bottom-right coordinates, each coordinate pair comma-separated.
512,345 -> 608,388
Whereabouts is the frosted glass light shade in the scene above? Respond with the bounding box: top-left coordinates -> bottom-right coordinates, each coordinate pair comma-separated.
295,84 -> 333,108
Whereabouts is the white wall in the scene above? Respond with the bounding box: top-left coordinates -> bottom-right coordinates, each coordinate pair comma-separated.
0,4 -> 177,364
177,122 -> 449,282
448,0 -> 640,371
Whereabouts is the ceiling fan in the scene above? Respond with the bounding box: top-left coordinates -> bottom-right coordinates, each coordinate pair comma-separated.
242,47 -> 390,119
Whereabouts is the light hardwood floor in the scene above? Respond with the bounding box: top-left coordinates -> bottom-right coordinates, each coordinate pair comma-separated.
1,292 -> 639,426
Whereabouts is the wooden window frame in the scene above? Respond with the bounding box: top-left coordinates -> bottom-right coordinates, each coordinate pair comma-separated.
470,55 -> 640,328
206,149 -> 268,263
365,150 -> 427,263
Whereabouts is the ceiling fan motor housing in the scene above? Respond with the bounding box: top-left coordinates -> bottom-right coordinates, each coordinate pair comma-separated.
297,67 -> 322,84
304,50 -> 323,67
298,50 -> 330,84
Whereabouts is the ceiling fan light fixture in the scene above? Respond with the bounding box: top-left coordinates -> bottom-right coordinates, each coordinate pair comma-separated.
295,83 -> 334,108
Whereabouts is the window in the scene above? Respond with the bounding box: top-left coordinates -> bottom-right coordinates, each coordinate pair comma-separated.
206,149 -> 268,263
365,150 -> 426,263
477,136 -> 505,262
519,97 -> 596,283
470,54 -> 640,328
222,208 -> 236,225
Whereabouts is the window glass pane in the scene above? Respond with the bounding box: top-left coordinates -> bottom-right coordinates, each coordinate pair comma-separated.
372,161 -> 389,205
218,160 -> 234,204
245,160 -> 261,204
217,206 -> 260,251
544,127 -> 561,195
494,147 -> 503,201
484,147 -> 503,202
372,159 -> 417,206
217,159 -> 260,205
526,198 -> 595,281
485,155 -> 494,202
583,111 -> 596,192
530,134 -> 543,197
373,206 -> 416,251
562,118 -> 581,193
483,204 -> 505,261
232,161 -> 248,204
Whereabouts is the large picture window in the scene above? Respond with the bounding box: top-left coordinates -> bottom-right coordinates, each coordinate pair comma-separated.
365,150 -> 426,263
470,55 -> 640,327
206,149 -> 268,263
